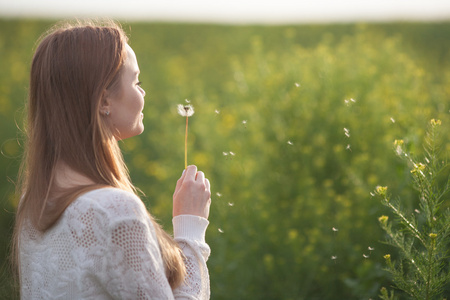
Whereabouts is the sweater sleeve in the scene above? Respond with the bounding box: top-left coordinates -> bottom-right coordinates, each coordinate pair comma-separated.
95,191 -> 210,300
172,215 -> 211,300
100,199 -> 176,299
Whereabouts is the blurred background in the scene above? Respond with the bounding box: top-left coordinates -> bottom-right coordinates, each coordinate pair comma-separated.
0,1 -> 449,299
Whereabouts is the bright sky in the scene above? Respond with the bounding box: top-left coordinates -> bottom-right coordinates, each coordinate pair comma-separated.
0,0 -> 449,24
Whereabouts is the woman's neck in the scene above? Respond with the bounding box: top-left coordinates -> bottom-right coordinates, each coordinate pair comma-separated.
54,161 -> 95,189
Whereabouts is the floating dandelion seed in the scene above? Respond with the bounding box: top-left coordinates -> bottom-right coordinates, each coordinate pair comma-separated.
242,120 -> 247,128
344,128 -> 350,138
185,99 -> 191,103
331,256 -> 337,260
215,109 -> 220,114
346,144 -> 352,151
415,209 -> 420,214
177,104 -> 195,169
287,140 -> 294,145
332,227 -> 339,232
295,83 -> 300,87
218,228 -> 224,233
344,98 -> 356,106
222,152 -> 228,157
368,247 -> 375,251
229,151 -> 235,156
370,192 -> 376,197
390,117 -> 396,123
363,254 -> 370,259
216,192 -> 222,197
228,202 -> 234,207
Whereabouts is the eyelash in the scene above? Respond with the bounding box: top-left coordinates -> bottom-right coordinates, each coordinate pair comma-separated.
137,81 -> 142,86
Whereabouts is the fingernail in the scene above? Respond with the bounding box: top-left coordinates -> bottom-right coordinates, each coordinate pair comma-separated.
182,169 -> 186,176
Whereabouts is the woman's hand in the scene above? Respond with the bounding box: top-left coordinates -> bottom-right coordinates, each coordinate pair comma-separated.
173,165 -> 211,219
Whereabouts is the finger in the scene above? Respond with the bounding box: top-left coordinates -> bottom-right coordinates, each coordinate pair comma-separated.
175,169 -> 186,191
205,178 -> 211,193
185,165 -> 197,181
196,171 -> 205,183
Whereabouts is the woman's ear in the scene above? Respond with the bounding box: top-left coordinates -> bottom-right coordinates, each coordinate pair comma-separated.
100,90 -> 112,116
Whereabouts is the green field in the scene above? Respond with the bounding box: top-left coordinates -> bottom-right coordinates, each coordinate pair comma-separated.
0,19 -> 449,299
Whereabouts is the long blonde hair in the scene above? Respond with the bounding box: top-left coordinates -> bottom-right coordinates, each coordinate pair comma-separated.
12,20 -> 185,289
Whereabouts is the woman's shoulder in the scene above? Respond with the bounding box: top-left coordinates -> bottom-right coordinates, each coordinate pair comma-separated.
68,187 -> 148,222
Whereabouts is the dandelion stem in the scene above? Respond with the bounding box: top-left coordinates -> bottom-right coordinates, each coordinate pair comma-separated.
185,116 -> 188,169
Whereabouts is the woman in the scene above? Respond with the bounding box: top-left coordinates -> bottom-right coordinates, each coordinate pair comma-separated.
12,20 -> 212,299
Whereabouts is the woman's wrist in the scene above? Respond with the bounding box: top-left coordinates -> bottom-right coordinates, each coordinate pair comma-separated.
172,215 -> 209,243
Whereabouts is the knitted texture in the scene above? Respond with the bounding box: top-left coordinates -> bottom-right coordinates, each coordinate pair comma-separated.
20,188 -> 210,299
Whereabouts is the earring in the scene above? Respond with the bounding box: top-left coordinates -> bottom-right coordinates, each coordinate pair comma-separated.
105,111 -> 110,116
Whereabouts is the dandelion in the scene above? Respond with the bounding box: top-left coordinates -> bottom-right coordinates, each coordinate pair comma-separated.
177,104 -> 194,169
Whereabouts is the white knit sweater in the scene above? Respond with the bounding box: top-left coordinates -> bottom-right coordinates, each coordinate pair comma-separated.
19,188 -> 210,299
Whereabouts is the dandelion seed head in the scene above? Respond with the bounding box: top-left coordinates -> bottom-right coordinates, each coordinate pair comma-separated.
177,104 -> 194,117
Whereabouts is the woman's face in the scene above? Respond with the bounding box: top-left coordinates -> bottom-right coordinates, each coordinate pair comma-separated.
106,44 -> 146,140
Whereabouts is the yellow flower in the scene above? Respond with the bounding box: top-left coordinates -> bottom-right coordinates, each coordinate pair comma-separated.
375,186 -> 388,197
429,233 -> 437,239
378,215 -> 389,226
411,163 -> 426,174
394,139 -> 404,146
430,119 -> 441,126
